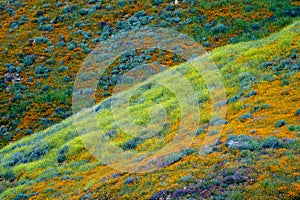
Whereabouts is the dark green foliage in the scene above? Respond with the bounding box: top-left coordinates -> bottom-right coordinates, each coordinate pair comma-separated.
245,5 -> 252,12
245,90 -> 257,98
13,192 -> 39,200
238,113 -> 252,122
226,134 -> 262,151
117,0 -> 126,7
177,174 -> 195,184
262,137 -> 283,149
62,76 -> 72,82
56,2 -> 63,7
34,37 -> 48,44
252,22 -> 260,30
214,23 -> 226,33
67,43 -> 76,50
195,128 -> 205,136
57,145 -> 69,163
13,193 -> 28,200
39,24 -> 53,31
227,92 -> 242,104
203,41 -> 210,47
296,108 -> 300,116
80,8 -> 89,15
275,120 -> 287,128
8,144 -> 50,167
122,137 -> 144,150
281,79 -> 290,86
3,171 -> 16,182
57,66 -> 69,73
151,0 -> 162,6
23,54 -> 35,67
288,125 -> 300,132
157,148 -> 195,168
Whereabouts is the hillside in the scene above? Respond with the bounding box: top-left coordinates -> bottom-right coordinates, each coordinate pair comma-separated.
0,21 -> 299,199
1,0 -> 300,147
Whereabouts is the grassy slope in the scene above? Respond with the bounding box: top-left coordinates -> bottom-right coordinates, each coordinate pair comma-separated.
1,0 -> 299,147
0,21 -> 299,199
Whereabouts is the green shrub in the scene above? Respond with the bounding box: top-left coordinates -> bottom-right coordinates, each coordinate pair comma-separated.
238,113 -> 252,122
152,0 -> 162,6
122,137 -> 144,150
275,120 -> 287,128
288,125 -> 300,132
177,174 -> 194,184
262,137 -> 283,149
23,54 -> 35,67
57,146 -> 68,164
39,24 -> 53,31
296,108 -> 300,116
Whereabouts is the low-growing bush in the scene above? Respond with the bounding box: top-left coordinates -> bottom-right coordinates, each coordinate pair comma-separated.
275,120 -> 287,128
117,0 -> 126,7
226,92 -> 242,104
238,113 -> 252,122
8,144 -> 50,167
296,108 -> 300,116
245,5 -> 252,12
245,90 -> 257,98
214,23 -> 226,33
210,118 -> 228,126
35,36 -> 48,44
177,174 -> 194,184
124,177 -> 139,184
39,24 -> 53,31
57,145 -> 68,164
3,170 -> 16,182
67,43 -> 76,50
288,125 -> 300,132
23,54 -> 35,67
56,2 -> 63,7
195,128 -> 205,136
262,137 -> 283,148
122,137 -> 144,150
80,8 -> 89,15
150,190 -> 170,200
252,22 -> 260,30
151,0 -> 162,6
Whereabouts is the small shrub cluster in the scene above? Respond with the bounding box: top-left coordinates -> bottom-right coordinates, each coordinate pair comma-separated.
124,177 -> 139,185
288,125 -> 300,132
57,145 -> 69,164
23,54 -> 35,67
122,137 -> 144,150
150,190 -> 170,200
238,113 -> 252,122
8,14 -> 28,33
226,134 -> 261,151
250,104 -> 271,113
34,36 -> 49,44
209,118 -> 228,126
7,144 -> 50,167
296,108 -> 300,116
226,92 -> 242,104
275,120 -> 287,128
245,90 -> 257,98
157,148 -> 195,168
38,24 -> 53,31
262,137 -> 283,148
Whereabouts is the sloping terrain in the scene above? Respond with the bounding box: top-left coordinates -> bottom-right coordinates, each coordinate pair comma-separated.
1,0 -> 300,147
0,21 -> 299,199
